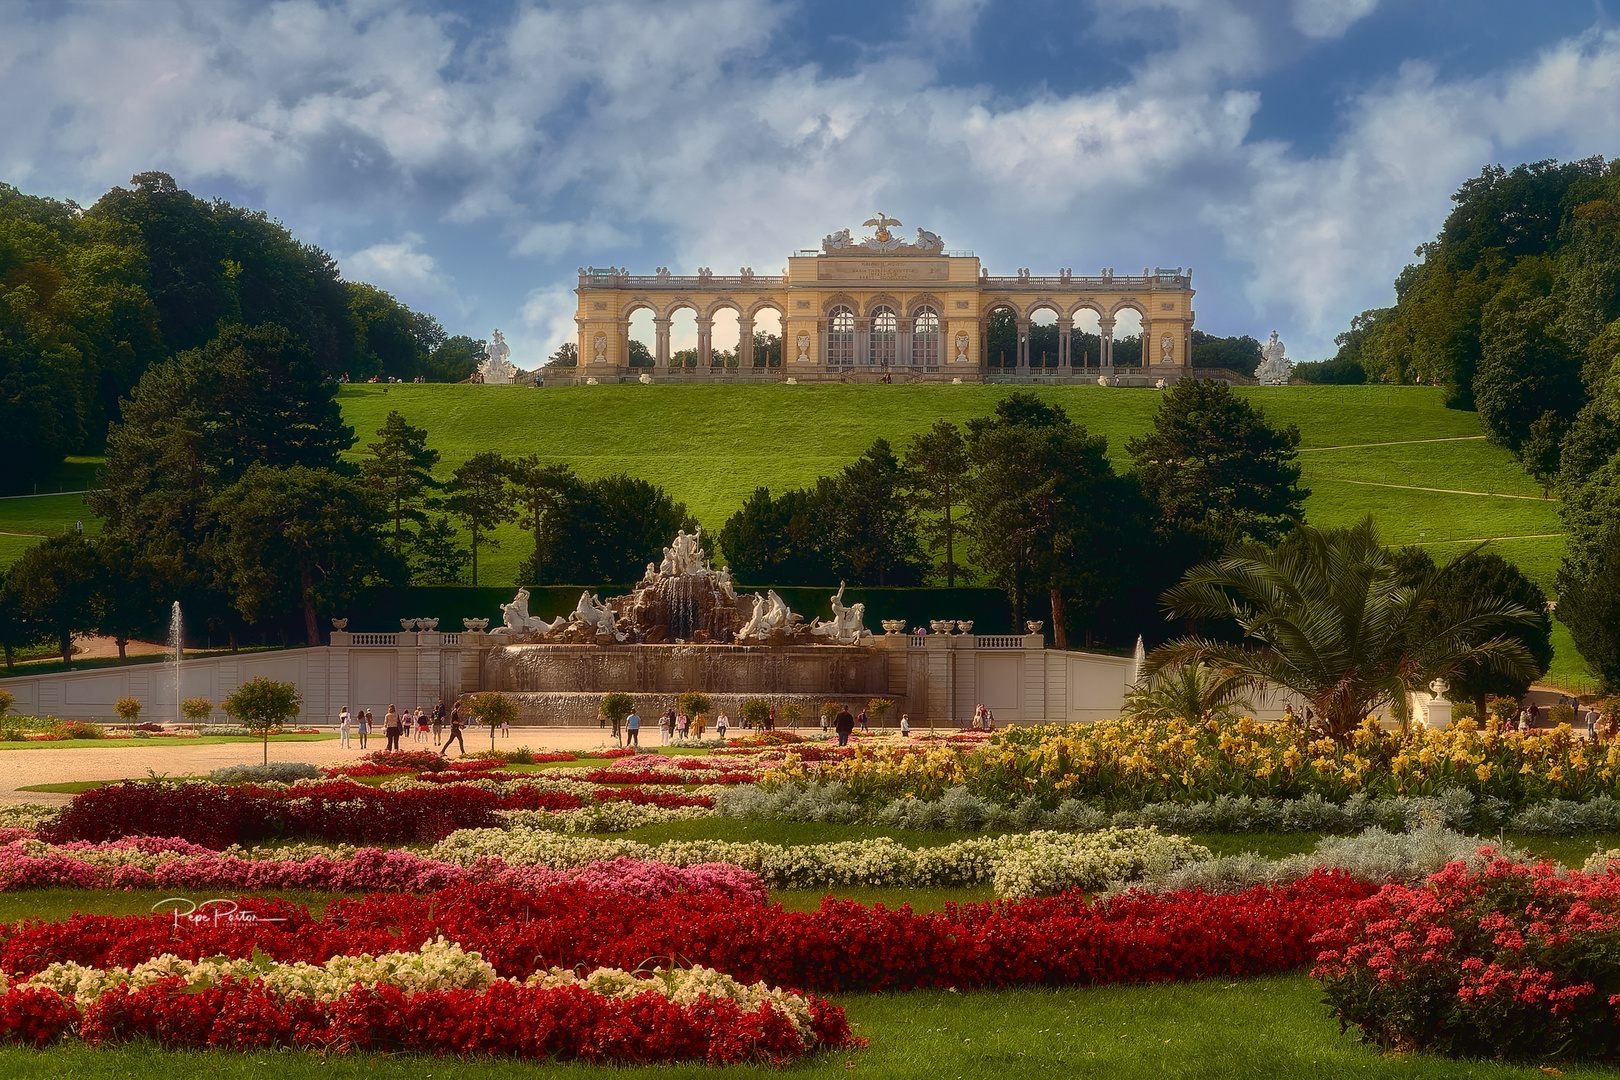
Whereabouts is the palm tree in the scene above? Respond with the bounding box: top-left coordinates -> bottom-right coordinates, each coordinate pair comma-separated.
1124,661 -> 1253,723
1143,519 -> 1539,741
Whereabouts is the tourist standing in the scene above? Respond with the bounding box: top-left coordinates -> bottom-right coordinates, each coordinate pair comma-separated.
857,708 -> 868,734
1588,708 -> 1597,741
384,706 -> 401,751
659,709 -> 671,746
626,709 -> 641,749
432,708 -> 443,744
834,704 -> 855,747
417,709 -> 430,743
677,712 -> 689,740
900,713 -> 910,738
716,710 -> 729,740
358,709 -> 371,749
339,706 -> 351,749
983,707 -> 995,733
766,705 -> 777,732
442,702 -> 465,756
694,713 -> 706,740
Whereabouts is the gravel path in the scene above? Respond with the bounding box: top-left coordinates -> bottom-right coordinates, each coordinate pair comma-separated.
0,726 -> 641,806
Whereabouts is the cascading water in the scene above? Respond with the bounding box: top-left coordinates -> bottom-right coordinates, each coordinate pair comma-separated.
1129,634 -> 1146,689
168,601 -> 182,727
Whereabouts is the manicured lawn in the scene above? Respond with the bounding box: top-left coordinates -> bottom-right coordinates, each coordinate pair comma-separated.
0,733 -> 335,751
0,974 -> 1612,1078
0,491 -> 100,538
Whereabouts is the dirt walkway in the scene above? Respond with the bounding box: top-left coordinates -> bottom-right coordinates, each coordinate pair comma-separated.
0,725 -> 648,806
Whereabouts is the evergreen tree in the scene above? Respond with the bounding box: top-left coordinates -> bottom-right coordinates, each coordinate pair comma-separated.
1126,379 -> 1306,549
717,487 -> 830,586
816,439 -> 927,587
87,534 -> 166,661
903,421 -> 972,585
444,452 -> 513,586
543,475 -> 698,585
1557,455 -> 1620,690
504,457 -> 578,585
410,515 -> 471,585
10,534 -> 98,663
361,410 -> 439,559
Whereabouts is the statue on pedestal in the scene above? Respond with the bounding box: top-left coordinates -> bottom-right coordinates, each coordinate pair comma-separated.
481,330 -> 515,385
1255,331 -> 1292,385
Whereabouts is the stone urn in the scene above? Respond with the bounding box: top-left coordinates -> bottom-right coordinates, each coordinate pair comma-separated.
957,620 -> 973,634
1025,621 -> 1044,635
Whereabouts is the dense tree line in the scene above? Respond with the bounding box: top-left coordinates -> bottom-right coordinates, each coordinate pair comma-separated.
0,173 -> 478,490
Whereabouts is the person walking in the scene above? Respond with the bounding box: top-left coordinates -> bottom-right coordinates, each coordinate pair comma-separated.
659,709 -> 672,746
857,708 -> 869,735
694,713 -> 706,740
900,713 -> 910,738
766,705 -> 777,732
442,702 -> 465,756
626,708 -> 641,748
416,709 -> 430,743
1588,708 -> 1597,741
716,710 -> 729,741
358,709 -> 370,749
339,706 -> 351,749
383,705 -> 401,751
833,703 -> 855,747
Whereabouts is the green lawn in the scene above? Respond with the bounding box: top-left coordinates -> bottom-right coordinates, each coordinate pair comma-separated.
0,974 -> 1611,1078
0,733 -> 335,751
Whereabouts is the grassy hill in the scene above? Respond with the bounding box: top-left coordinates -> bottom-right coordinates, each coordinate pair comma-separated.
1,381 -> 1590,689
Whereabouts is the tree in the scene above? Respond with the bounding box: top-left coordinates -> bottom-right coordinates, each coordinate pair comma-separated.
421,335 -> 485,383
717,486 -> 830,586
0,563 -> 46,671
1126,379 -> 1307,548
1475,263 -> 1586,452
210,465 -> 398,645
1124,661 -> 1253,722
627,339 -> 654,367
10,534 -> 98,663
465,691 -> 519,750
87,534 -> 166,660
904,420 -> 972,585
545,343 -> 578,368
1557,456 -> 1620,690
410,515 -> 470,585
347,283 -> 429,381
504,457 -> 578,585
987,307 -> 1016,368
444,452 -> 513,586
1146,519 -> 1540,741
816,439 -> 927,586
1521,410 -> 1568,495
361,410 -> 440,558
1190,331 -> 1263,377
753,331 -> 783,368
543,475 -> 698,585
599,691 -> 635,744
1559,400 -> 1620,485
1392,547 -> 1553,719
223,676 -> 301,766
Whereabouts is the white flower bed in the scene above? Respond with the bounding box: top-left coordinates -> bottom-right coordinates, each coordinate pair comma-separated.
429,826 -> 1209,898
496,802 -> 712,833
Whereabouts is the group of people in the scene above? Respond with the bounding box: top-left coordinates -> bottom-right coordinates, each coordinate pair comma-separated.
971,704 -> 996,731
337,699 -> 480,756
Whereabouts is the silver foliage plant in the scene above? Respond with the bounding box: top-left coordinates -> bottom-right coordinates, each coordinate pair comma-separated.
207,762 -> 323,783
1100,824 -> 1537,899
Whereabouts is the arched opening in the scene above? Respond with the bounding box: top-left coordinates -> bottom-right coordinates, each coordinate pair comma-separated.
1030,308 -> 1059,369
711,308 -> 740,369
751,307 -> 783,368
986,306 -> 1017,369
1071,308 -> 1101,369
1112,307 -> 1143,368
912,307 -> 940,367
870,306 -> 897,367
827,306 -> 855,367
627,308 -> 655,368
670,308 -> 698,368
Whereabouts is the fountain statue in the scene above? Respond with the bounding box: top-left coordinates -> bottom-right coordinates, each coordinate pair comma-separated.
495,588 -> 567,635
737,589 -> 802,642
809,583 -> 871,645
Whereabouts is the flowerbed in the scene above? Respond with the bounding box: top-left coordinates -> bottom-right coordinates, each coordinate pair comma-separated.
0,938 -> 852,1063
582,753 -> 769,787
430,825 -> 1209,897
1314,858 -> 1620,1062
0,875 -> 1376,996
0,837 -> 767,901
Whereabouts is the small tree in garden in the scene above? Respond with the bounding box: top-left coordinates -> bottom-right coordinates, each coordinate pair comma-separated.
780,702 -> 802,729
740,698 -> 770,729
223,677 -> 302,766
0,690 -> 13,717
820,702 -> 839,728
114,697 -> 142,723
465,692 -> 519,749
866,698 -> 894,726
599,692 -> 635,745
181,697 -> 213,722
678,692 -> 711,724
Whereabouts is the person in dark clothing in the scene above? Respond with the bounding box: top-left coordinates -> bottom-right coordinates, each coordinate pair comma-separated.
442,702 -> 465,756
833,704 -> 855,747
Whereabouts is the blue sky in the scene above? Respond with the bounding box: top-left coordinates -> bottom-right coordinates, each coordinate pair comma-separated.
5,0 -> 1620,364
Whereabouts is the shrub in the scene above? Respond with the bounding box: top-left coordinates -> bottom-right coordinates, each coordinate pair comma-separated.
222,678 -> 302,766
1450,700 -> 1478,721
0,690 -> 13,717
739,699 -> 771,728
866,698 -> 894,721
465,693 -> 519,748
1315,860 -> 1620,1062
780,703 -> 802,726
181,698 -> 213,722
677,692 -> 711,720
49,720 -> 101,741
208,763 -> 323,784
113,698 -> 141,722
1489,697 -> 1520,723
598,693 -> 634,733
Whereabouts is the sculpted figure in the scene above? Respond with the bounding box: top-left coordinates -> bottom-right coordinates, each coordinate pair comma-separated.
822,228 -> 854,252
496,588 -> 565,634
572,590 -> 625,641
738,589 -> 799,640
915,227 -> 943,252
714,566 -> 737,601
810,582 -> 870,644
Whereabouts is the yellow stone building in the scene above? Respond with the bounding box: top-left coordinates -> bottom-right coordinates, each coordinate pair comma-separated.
570,216 -> 1199,384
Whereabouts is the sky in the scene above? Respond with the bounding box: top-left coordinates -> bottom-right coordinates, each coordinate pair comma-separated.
4,0 -> 1620,365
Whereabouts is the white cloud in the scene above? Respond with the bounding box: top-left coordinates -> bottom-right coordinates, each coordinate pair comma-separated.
515,283 -> 579,366
511,221 -> 637,259
1291,0 -> 1380,40
342,233 -> 468,315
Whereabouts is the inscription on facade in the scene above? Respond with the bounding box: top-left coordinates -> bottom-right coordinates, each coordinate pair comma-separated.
817,258 -> 948,282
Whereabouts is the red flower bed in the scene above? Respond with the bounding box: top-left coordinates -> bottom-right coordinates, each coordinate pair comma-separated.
1315,859 -> 1620,1062
361,749 -> 448,771
414,770 -> 512,784
0,874 -> 1375,995
581,748 -> 636,759
320,763 -> 412,779
582,767 -> 756,787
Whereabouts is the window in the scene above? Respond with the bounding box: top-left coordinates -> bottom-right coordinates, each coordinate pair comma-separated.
912,307 -> 939,366
870,306 -> 897,367
827,306 -> 855,366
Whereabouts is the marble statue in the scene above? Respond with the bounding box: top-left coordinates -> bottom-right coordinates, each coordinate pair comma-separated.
822,218 -> 945,257
738,589 -> 800,640
915,227 -> 944,253
714,566 -> 737,601
822,228 -> 854,253
810,582 -> 870,644
481,329 -> 515,385
1255,330 -> 1292,385
572,590 -> 625,641
496,588 -> 565,635
660,528 -> 706,576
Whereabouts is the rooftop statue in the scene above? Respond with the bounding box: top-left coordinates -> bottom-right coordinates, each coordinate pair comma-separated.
821,216 -> 945,257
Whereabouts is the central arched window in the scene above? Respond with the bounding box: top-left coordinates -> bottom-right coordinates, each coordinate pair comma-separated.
870,306 -> 897,367
912,307 -> 939,366
827,306 -> 855,366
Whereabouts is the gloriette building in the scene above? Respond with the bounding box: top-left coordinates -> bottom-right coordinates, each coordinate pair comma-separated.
568,215 -> 1200,384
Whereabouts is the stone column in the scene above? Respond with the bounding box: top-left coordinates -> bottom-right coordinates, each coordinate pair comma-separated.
653,316 -> 671,368
738,315 -> 754,369
855,317 -> 870,368
697,316 -> 712,369
1015,317 -> 1031,372
1099,316 -> 1116,374
1057,317 -> 1072,369
897,314 -> 913,368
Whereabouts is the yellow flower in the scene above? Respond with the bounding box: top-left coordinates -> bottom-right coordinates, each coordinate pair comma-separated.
1475,762 -> 1494,783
